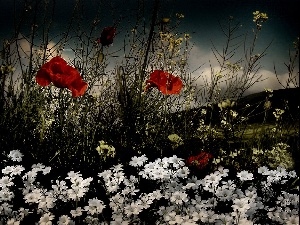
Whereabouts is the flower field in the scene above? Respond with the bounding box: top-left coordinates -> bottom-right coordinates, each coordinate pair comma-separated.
0,1 -> 299,224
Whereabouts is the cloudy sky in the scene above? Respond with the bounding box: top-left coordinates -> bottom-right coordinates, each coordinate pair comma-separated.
0,0 -> 298,95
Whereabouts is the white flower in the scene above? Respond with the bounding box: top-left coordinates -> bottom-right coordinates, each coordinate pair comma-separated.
67,187 -> 86,200
39,213 -> 55,225
149,190 -> 162,200
286,215 -> 299,225
237,218 -> 254,225
8,150 -> 23,162
85,198 -> 105,215
70,207 -> 83,217
140,160 -> 173,180
157,206 -> 169,216
174,215 -> 184,224
245,189 -> 257,199
215,188 -> 233,201
113,164 -> 123,172
215,214 -> 233,225
124,202 -> 143,216
232,197 -> 251,213
152,167 -> 171,180
168,155 -> 185,168
98,169 -> 112,181
24,191 -> 41,204
289,193 -> 299,206
106,180 -> 119,193
129,175 -> 138,183
0,188 -> 14,202
10,165 -> 25,176
276,166 -> 288,177
183,182 -> 196,190
266,170 -> 282,183
156,158 -> 169,168
84,216 -> 100,225
7,218 -> 20,225
207,210 -> 219,223
76,176 -> 92,188
192,210 -> 209,223
42,166 -> 51,175
164,211 -> 178,224
191,211 -> 201,222
2,166 -> 14,175
221,180 -> 236,190
22,170 -> 37,183
258,166 -> 270,175
110,216 -> 130,225
170,191 -> 188,205
235,188 -> 246,198
215,166 -> 229,177
18,207 -> 29,219
123,185 -> 138,196
129,155 -> 148,167
237,170 -> 254,181
66,171 -> 80,181
32,163 -> 46,172
113,171 -> 125,183
0,202 -> 12,215
51,180 -> 68,201
203,172 -> 222,185
203,182 -> 216,193
1,150 -> 299,224
186,176 -> 202,189
57,215 -> 73,225
138,196 -> 152,209
288,170 -> 297,178
0,176 -> 14,187
38,195 -> 55,211
176,166 -> 189,178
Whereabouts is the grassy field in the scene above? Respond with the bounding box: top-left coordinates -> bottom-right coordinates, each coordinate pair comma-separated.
220,123 -> 299,140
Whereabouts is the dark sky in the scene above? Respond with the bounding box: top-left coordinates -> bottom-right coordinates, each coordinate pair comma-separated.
0,0 -> 299,93
1,0 -> 298,41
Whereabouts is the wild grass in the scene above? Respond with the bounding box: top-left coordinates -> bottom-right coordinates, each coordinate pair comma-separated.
0,1 -> 299,224
0,0 -> 299,188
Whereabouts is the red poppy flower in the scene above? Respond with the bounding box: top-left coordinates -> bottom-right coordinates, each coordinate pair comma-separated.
36,56 -> 88,97
186,151 -> 213,170
97,27 -> 116,46
145,70 -> 183,95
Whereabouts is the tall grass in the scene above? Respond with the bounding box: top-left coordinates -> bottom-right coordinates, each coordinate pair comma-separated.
0,0 -> 299,176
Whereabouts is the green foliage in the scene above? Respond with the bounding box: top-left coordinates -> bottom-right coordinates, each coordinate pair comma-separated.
0,0 -> 299,174
252,143 -> 295,170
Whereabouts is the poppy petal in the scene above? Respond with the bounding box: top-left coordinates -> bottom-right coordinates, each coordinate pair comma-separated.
36,56 -> 88,97
36,68 -> 52,86
99,27 -> 116,46
63,65 -> 82,86
146,70 -> 183,95
69,79 -> 88,97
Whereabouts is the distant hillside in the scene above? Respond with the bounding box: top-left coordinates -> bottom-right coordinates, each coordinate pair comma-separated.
237,87 -> 300,123
170,88 -> 299,129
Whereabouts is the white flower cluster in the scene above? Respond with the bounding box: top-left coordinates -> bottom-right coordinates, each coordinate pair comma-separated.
52,171 -> 93,202
137,155 -> 188,180
0,150 -> 299,225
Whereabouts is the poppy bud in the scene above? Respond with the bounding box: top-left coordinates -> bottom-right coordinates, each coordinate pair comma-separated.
98,26 -> 116,46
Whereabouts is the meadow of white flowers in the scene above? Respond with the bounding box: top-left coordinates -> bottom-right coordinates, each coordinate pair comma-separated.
1,150 -> 298,225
